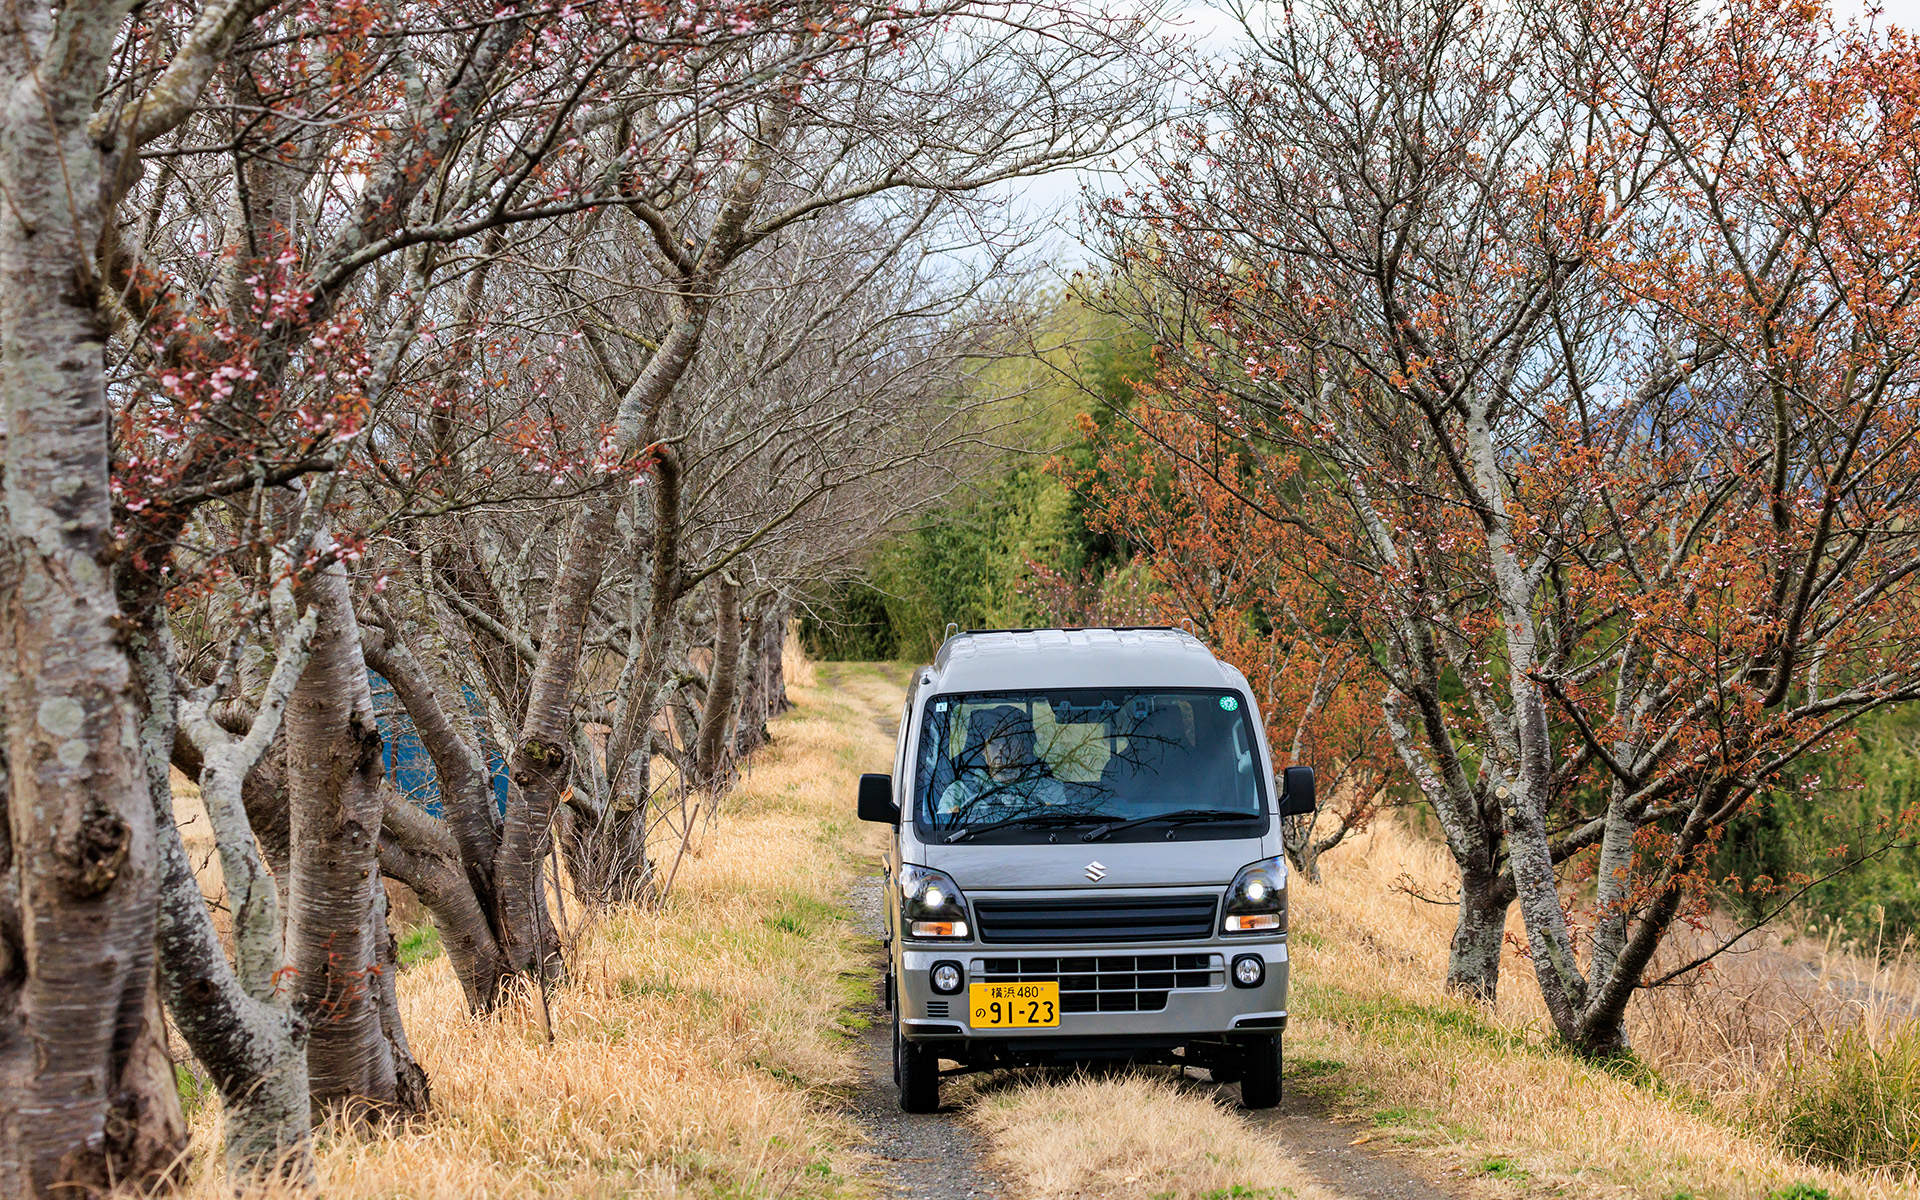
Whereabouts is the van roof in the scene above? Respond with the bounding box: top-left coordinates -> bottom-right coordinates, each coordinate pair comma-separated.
925,627 -> 1242,693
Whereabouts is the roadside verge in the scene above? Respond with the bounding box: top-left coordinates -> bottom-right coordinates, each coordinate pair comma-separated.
177,658 -> 899,1198
1275,822 -> 1905,1200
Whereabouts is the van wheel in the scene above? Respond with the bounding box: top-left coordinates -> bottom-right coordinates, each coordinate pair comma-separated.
1239,1035 -> 1282,1109
893,1008 -> 940,1113
890,1002 -> 902,1084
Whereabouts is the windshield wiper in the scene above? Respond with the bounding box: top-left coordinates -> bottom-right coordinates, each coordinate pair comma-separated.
1081,808 -> 1259,841
946,811 -> 1120,844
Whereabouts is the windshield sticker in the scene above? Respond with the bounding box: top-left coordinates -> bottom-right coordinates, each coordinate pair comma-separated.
1219,695 -> 1239,711
935,701 -> 947,712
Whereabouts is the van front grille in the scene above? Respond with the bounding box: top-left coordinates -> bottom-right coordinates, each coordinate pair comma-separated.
972,894 -> 1219,943
974,954 -> 1222,1014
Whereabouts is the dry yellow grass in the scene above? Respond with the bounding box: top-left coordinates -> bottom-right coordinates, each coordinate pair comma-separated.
157,647 -> 1920,1200
971,1074 -> 1344,1200
1286,818 -> 1920,1199
171,657 -> 899,1199
955,804 -> 1920,1200
1631,916 -> 1920,1110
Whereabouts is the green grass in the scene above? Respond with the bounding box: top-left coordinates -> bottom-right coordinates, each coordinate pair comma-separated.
1478,1156 -> 1530,1182
398,921 -> 443,966
1361,1100 -> 1481,1145
1285,977 -> 1756,1189
1776,1023 -> 1920,1171
1287,1056 -> 1344,1079
1306,983 -> 1527,1053
174,1060 -> 214,1118
763,894 -> 842,939
613,973 -> 678,1000
1570,1045 -> 1717,1118
1306,980 -> 1715,1114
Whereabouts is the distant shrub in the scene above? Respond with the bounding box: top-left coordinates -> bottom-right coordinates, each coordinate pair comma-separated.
797,580 -> 899,661
1776,1022 -> 1920,1170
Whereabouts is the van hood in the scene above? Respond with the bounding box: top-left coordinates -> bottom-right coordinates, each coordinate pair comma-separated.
925,837 -> 1269,891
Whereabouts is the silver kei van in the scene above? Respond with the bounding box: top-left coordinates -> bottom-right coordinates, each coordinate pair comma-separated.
858,627 -> 1316,1113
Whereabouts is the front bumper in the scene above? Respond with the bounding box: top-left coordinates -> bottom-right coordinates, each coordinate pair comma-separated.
896,940 -> 1288,1042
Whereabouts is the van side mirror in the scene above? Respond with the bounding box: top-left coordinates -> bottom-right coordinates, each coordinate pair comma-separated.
1278,766 -> 1316,817
858,773 -> 899,824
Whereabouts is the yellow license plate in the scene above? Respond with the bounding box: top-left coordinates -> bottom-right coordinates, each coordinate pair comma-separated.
968,981 -> 1060,1028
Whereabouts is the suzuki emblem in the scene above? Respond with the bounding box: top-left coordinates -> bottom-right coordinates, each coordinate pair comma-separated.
1085,861 -> 1107,882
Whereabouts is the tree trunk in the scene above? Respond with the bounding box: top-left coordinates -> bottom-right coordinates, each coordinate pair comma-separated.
733,599 -> 769,758
766,601 -> 789,715
478,92 -> 798,912
1284,832 -> 1323,885
137,607 -> 314,1182
734,596 -> 787,757
590,448 -> 685,905
1447,867 -> 1511,1004
1463,405 -> 1590,1038
370,882 -> 430,1111
570,93 -> 797,896
376,788 -> 512,1012
284,551 -> 420,1118
172,715 -> 292,938
499,489 -> 620,976
1573,795 -> 1723,1056
0,19 -> 186,1184
1383,683 -> 1512,1003
695,574 -> 742,786
569,97 -> 799,890
1585,784 -> 1638,998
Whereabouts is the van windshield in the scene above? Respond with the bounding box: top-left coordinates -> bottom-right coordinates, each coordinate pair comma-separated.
913,689 -> 1267,835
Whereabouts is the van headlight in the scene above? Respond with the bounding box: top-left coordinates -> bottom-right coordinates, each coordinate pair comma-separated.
1223,856 -> 1286,934
900,864 -> 971,939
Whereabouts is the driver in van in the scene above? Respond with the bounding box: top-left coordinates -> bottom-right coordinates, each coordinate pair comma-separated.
937,705 -> 1067,820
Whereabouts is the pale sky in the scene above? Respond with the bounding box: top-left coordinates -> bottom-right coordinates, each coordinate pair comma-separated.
1847,0 -> 1920,26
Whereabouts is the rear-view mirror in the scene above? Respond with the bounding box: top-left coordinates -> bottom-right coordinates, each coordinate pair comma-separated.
1278,766 -> 1316,817
857,773 -> 899,824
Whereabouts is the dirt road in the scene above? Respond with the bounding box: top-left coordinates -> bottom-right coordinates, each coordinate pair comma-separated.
848,876 -> 1005,1199
1242,1090 -> 1466,1200
844,873 -> 1466,1200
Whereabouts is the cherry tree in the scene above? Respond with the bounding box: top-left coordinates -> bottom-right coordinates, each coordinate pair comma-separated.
1093,0 -> 1920,1055
1065,392 -> 1396,882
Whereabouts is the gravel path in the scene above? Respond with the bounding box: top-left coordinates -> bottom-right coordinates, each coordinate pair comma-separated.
846,875 -> 1005,1199
1242,1093 -> 1470,1200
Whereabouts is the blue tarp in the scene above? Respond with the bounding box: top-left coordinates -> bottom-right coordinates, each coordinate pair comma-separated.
368,672 -> 511,816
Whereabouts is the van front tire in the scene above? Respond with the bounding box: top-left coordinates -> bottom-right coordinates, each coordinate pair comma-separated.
893,1009 -> 941,1113
1238,1034 -> 1283,1109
